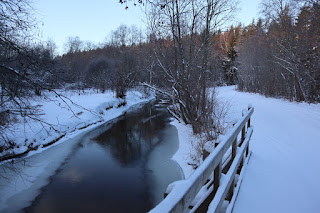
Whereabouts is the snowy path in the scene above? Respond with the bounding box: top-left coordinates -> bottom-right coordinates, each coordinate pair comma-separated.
217,86 -> 320,213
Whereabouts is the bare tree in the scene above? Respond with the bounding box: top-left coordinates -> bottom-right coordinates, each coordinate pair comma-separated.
83,41 -> 97,51
113,49 -> 139,98
64,36 -> 83,53
0,0 -> 48,177
1,0 -> 38,136
0,0 -> 91,176
129,25 -> 140,46
144,0 -> 238,134
45,39 -> 57,58
260,0 -> 300,21
108,25 -> 132,47
85,56 -> 115,93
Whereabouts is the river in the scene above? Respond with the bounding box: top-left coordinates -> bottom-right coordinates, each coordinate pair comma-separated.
16,101 -> 183,213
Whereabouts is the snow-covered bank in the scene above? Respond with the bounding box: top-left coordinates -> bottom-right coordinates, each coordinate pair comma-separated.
0,89 -> 154,160
169,87 -> 241,179
170,120 -> 198,178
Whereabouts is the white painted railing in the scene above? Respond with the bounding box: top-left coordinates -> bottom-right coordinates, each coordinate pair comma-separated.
150,107 -> 254,213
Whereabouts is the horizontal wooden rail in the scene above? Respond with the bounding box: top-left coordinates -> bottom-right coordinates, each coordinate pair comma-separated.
149,107 -> 254,213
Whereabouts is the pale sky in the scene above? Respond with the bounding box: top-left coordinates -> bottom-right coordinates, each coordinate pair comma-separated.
34,0 -> 260,54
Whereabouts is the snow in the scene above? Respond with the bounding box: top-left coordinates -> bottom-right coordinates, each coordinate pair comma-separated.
0,89 -> 154,212
217,86 -> 320,213
154,85 -> 320,212
0,89 -> 154,159
2,85 -> 320,212
225,151 -> 252,213
170,120 -> 196,178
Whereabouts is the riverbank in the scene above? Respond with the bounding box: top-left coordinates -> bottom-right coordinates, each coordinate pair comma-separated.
170,120 -> 198,178
0,89 -> 155,212
0,89 -> 154,162
169,87 -> 236,179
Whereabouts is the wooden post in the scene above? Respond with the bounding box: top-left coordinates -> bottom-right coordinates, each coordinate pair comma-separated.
213,162 -> 222,194
229,137 -> 237,201
226,179 -> 235,201
232,138 -> 237,161
246,107 -> 251,156
241,126 -> 245,143
248,106 -> 251,128
195,162 -> 222,213
232,122 -> 237,161
237,156 -> 244,175
239,125 -> 246,147
203,149 -> 210,161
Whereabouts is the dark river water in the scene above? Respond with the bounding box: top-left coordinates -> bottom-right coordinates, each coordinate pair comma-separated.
23,101 -> 183,213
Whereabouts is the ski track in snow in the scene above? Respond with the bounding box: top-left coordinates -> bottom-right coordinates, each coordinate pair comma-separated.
217,86 -> 320,213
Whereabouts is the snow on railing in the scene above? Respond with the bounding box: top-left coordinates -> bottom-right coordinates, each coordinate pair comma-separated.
149,106 -> 254,213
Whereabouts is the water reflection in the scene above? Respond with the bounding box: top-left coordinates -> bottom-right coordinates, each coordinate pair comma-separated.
94,102 -> 170,166
23,101 -> 181,213
60,168 -> 86,184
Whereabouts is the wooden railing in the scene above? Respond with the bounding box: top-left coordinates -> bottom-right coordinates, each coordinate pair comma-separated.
149,106 -> 254,213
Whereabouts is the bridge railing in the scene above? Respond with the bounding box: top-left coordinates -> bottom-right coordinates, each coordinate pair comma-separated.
149,106 -> 254,213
